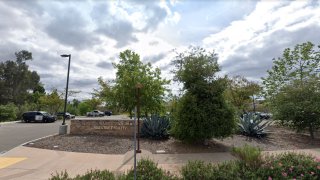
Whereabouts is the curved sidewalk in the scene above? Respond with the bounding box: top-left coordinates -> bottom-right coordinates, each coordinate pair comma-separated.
1,146 -> 320,180
0,146 -> 235,180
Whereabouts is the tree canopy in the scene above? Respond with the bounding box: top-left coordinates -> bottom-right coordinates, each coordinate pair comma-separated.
225,76 -> 261,113
171,47 -> 235,142
0,50 -> 44,105
262,42 -> 320,139
95,50 -> 170,116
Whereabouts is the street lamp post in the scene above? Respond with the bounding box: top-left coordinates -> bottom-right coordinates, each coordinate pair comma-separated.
135,83 -> 143,153
59,54 -> 71,134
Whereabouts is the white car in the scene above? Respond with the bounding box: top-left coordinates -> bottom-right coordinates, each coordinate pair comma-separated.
86,110 -> 105,117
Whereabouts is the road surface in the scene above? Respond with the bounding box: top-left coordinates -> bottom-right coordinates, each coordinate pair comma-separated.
0,120 -> 69,154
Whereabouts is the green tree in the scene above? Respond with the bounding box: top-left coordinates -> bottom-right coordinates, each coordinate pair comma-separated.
225,76 -> 261,113
273,78 -> 320,139
262,42 -> 320,100
262,42 -> 320,139
39,89 -> 64,114
0,50 -> 42,105
78,101 -> 91,116
112,50 -> 169,117
171,47 -> 235,143
93,77 -> 117,111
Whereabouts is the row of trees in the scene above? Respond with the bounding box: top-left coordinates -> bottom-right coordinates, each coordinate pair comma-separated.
2,41 -> 319,141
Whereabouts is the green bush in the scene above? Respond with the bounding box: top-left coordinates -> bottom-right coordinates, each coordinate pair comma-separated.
181,160 -> 243,180
0,103 -> 18,122
50,169 -> 115,180
141,115 -> 170,140
231,144 -> 262,169
50,150 -> 320,180
172,89 -> 235,143
181,161 -> 214,180
121,158 -> 177,180
257,152 -> 320,179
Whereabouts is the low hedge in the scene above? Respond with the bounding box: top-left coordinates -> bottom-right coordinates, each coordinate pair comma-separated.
50,146 -> 320,180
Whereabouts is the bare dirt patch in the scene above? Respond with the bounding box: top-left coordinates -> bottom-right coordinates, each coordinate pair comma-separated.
24,126 -> 320,154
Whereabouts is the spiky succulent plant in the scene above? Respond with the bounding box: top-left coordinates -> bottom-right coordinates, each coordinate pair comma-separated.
238,113 -> 271,138
141,115 -> 170,140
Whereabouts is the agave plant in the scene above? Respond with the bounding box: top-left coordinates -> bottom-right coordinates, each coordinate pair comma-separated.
141,115 -> 170,140
238,113 -> 271,138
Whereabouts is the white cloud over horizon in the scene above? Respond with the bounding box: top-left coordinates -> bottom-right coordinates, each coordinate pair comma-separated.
0,0 -> 319,99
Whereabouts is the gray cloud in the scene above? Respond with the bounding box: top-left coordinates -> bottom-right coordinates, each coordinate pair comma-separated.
70,78 -> 97,87
149,41 -> 159,46
221,24 -> 320,81
91,3 -> 137,47
142,3 -> 168,32
45,8 -> 100,50
159,63 -> 172,72
3,0 -> 43,17
95,20 -> 137,47
143,52 -> 167,64
96,61 -> 113,69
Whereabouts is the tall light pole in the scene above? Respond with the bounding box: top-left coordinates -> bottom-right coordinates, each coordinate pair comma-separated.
61,54 -> 71,126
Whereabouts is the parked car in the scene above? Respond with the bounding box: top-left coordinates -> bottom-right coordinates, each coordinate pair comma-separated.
22,111 -> 56,123
104,110 -> 112,116
56,112 -> 75,119
259,112 -> 272,120
86,110 -> 105,117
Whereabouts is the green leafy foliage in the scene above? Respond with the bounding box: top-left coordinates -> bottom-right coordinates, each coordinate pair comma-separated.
141,115 -> 170,140
262,42 -> 320,139
171,47 -> 235,142
50,169 -> 115,180
181,146 -> 320,179
272,78 -> 320,139
262,42 -> 320,100
258,152 -> 320,179
181,160 -> 215,180
0,103 -> 18,122
231,144 -> 262,169
225,76 -> 261,114
121,159 -> 177,180
39,89 -> 64,115
0,50 -> 43,105
109,50 -> 169,117
238,113 -> 271,138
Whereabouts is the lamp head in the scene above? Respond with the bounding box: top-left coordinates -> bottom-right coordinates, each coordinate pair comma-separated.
60,54 -> 70,57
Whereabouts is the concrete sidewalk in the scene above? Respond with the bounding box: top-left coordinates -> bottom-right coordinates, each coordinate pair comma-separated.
0,146 -> 235,180
1,146 -> 320,180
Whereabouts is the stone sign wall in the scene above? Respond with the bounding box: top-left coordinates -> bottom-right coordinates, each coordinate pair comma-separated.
70,119 -> 142,136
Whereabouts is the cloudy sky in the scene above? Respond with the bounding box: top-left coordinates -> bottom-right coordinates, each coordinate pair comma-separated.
0,0 -> 319,99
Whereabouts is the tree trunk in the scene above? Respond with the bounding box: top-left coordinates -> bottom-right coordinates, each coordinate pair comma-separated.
309,124 -> 315,139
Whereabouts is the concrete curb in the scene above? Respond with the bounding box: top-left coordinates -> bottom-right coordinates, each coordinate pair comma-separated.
0,133 -> 58,157
0,120 -> 21,125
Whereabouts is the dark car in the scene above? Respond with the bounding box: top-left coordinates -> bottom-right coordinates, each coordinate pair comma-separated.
22,111 -> 56,123
56,112 -> 75,119
105,110 -> 112,116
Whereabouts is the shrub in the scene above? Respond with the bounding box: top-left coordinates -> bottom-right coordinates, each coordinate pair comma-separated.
121,158 -> 177,180
238,112 -> 271,138
231,144 -> 262,169
172,89 -> 235,143
171,47 -> 236,143
181,160 -> 244,180
257,152 -> 320,179
0,103 -> 18,122
50,169 -> 115,180
181,161 -> 214,180
141,115 -> 170,140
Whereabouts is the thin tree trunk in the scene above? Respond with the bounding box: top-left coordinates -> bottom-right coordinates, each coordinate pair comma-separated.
309,124 -> 315,140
